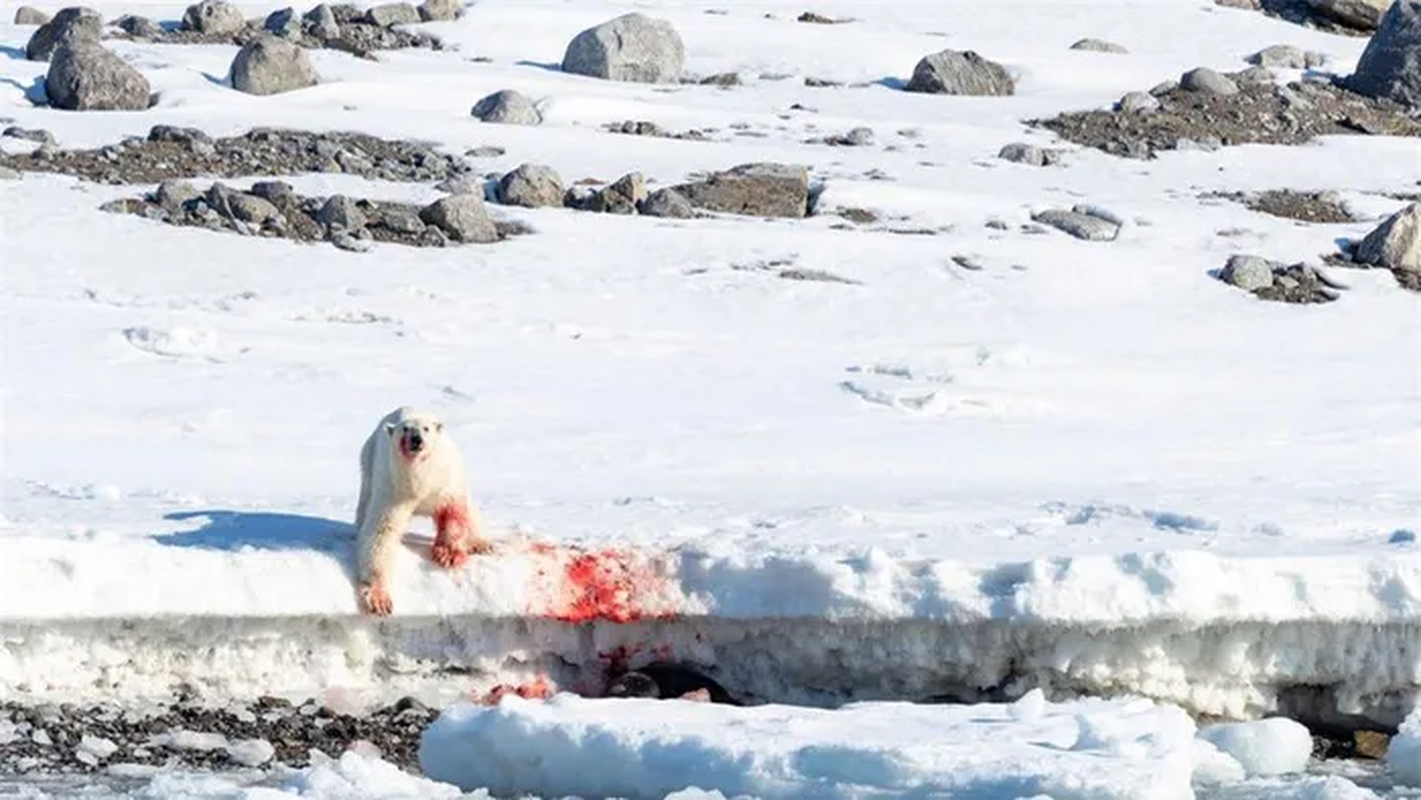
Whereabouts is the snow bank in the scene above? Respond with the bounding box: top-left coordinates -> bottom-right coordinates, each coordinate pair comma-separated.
1197,717 -> 1313,777
419,691 -> 1197,800
1389,706 -> 1421,787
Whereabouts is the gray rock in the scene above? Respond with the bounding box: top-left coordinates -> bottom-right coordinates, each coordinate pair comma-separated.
249,180 -> 294,203
114,14 -> 163,38
1116,90 -> 1160,113
155,179 -> 200,209
228,192 -> 282,225
904,49 -> 1014,96
302,4 -> 340,40
229,35 -> 318,95
0,166 -> 23,180
316,195 -> 366,231
45,42 -> 151,111
2,126 -> 55,144
374,205 -> 425,234
1030,208 -> 1120,241
1354,202 -> 1421,272
588,171 -> 646,213
1250,44 -> 1307,69
1069,38 -> 1127,53
498,163 -> 564,208
181,0 -> 245,35
825,126 -> 874,146
471,89 -> 540,125
672,162 -> 810,218
1235,65 -> 1274,84
1305,0 -> 1391,29
1305,50 -> 1328,69
263,8 -> 302,38
1180,66 -> 1239,95
14,6 -> 50,24
418,0 -> 460,21
25,6 -> 101,61
365,2 -> 419,27
561,12 -> 686,83
1349,0 -> 1421,109
638,187 -> 694,218
1149,79 -> 1179,96
998,142 -> 1049,166
1221,255 -> 1278,290
419,194 -> 497,243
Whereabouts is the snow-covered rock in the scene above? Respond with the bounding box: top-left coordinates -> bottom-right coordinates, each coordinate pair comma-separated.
420,693 -> 1197,799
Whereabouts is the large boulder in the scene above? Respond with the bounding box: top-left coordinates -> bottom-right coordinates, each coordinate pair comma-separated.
904,49 -> 1014,95
638,187 -> 694,218
561,12 -> 685,83
1349,0 -> 1421,109
365,2 -> 419,27
229,35 -> 319,95
1354,202 -> 1421,273
1306,0 -> 1393,29
25,6 -> 101,61
181,0 -> 246,35
419,194 -> 497,243
45,41 -> 150,110
498,163 -> 564,208
471,89 -> 541,125
672,163 -> 810,219
418,0 -> 460,21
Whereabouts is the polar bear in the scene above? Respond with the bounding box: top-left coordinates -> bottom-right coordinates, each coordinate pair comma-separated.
354,406 -> 491,616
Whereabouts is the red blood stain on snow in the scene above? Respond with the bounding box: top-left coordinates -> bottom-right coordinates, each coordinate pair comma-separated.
478,675 -> 556,706
518,540 -> 676,625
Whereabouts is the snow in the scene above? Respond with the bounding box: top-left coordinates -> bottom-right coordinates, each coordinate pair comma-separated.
1389,707 -> 1421,788
1,0 -> 1420,793
1197,718 -> 1313,778
226,738 -> 277,767
419,691 -> 1198,799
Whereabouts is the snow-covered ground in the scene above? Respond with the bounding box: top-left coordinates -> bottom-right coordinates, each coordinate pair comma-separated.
2,0 -> 1420,795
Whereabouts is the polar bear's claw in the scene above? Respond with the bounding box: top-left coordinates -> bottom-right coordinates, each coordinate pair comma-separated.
360,582 -> 393,616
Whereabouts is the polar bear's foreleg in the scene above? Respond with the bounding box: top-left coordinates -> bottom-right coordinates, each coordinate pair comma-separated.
430,498 -> 491,569
358,502 -> 412,616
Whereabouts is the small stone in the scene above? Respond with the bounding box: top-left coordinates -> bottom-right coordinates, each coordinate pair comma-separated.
418,0 -> 460,21
638,187 -> 694,218
302,4 -> 340,40
263,7 -> 302,38
471,89 -> 541,125
374,205 -> 425,234
672,162 -> 810,218
1180,66 -> 1239,95
1116,90 -> 1160,114
904,49 -> 1014,95
365,2 -> 419,27
181,0 -> 246,35
1353,730 -> 1390,759
248,180 -> 294,204
1305,0 -> 1391,30
2,126 -> 55,144
317,194 -> 366,231
419,193 -> 498,243
230,35 -> 319,96
1030,208 -> 1120,241
998,142 -> 1048,166
1250,44 -> 1307,69
1149,79 -> 1179,96
1069,38 -> 1127,53
14,6 -> 51,24
1221,254 -> 1278,290
330,230 -> 372,252
114,14 -> 163,38
561,12 -> 686,83
1390,529 -> 1417,544
825,126 -> 874,146
228,192 -> 282,225
498,163 -> 564,208
154,179 -> 201,208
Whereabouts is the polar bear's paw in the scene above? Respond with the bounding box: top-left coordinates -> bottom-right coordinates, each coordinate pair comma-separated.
431,539 -> 471,569
359,582 -> 394,616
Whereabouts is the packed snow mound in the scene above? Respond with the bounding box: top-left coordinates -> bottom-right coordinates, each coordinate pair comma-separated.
1389,706 -> 1421,787
1197,717 -> 1313,777
418,691 -> 1198,799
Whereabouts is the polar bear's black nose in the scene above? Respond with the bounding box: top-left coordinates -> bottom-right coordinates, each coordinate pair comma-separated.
407,431 -> 424,451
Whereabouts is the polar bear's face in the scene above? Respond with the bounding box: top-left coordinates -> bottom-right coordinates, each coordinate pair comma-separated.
385,414 -> 444,461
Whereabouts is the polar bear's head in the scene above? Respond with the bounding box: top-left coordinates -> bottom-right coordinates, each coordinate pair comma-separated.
385,411 -> 444,462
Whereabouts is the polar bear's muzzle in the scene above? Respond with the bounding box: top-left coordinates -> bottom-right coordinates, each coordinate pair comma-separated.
399,428 -> 425,459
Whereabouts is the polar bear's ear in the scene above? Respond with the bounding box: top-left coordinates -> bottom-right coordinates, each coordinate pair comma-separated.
435,422 -> 444,433
384,422 -> 398,436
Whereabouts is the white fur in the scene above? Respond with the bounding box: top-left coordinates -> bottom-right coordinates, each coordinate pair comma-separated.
354,406 -> 487,615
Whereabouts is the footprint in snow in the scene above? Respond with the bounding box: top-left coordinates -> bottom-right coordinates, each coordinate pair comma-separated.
122,325 -> 222,361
